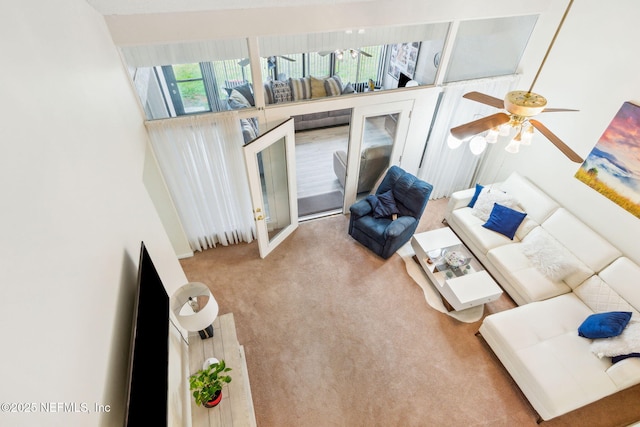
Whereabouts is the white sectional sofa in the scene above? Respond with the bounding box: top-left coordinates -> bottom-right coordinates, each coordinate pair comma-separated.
444,172 -> 640,421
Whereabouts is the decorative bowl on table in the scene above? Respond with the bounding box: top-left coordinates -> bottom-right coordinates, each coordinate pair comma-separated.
443,250 -> 467,268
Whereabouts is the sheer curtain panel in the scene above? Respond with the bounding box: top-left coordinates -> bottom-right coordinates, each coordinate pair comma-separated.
146,112 -> 255,251
418,75 -> 519,199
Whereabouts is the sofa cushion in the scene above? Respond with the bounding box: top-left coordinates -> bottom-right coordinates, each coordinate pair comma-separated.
542,208 -> 621,273
225,82 -> 254,106
573,275 -> 640,315
289,77 -> 311,101
228,89 -> 252,109
591,320 -> 640,358
468,183 -> 484,207
521,227 -> 584,282
271,80 -> 292,103
324,75 -> 343,96
598,257 -> 640,313
578,311 -> 632,339
263,82 -> 275,105
482,203 -> 527,239
498,172 -> 559,224
487,244 -> 572,302
472,188 -> 520,221
310,76 -> 327,98
450,207 -> 533,254
480,293 -> 617,420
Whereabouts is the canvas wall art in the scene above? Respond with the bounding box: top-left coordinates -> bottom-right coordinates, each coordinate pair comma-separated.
387,42 -> 420,80
575,101 -> 640,218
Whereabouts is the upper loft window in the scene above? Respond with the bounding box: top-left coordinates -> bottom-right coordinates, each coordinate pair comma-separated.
444,15 -> 538,82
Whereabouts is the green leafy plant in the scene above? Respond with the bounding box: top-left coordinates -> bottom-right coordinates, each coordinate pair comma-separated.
189,360 -> 232,406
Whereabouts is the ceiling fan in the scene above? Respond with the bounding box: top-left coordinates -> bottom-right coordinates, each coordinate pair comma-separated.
238,55 -> 296,67
450,0 -> 583,163
318,49 -> 372,59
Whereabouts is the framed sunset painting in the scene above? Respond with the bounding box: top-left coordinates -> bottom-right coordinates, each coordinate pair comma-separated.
575,101 -> 640,218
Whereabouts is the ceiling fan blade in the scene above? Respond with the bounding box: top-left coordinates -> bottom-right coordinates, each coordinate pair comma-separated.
318,51 -> 332,57
356,49 -> 372,58
541,107 -> 579,113
279,55 -> 296,62
238,58 -> 250,67
462,91 -> 505,109
450,113 -> 510,140
529,119 -> 583,163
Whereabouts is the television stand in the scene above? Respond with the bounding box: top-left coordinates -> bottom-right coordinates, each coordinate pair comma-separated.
189,313 -> 257,427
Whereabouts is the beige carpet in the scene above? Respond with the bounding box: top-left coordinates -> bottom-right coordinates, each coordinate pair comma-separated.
180,198 -> 640,427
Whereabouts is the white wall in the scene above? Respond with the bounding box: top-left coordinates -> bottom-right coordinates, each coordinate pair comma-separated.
477,0 -> 640,264
0,1 -> 189,426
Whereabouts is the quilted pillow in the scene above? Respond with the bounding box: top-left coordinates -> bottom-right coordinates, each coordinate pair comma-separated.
578,311 -> 632,339
271,80 -> 292,103
521,227 -> 581,281
471,188 -> 519,221
289,77 -> 311,101
590,319 -> 640,358
482,203 -> 527,240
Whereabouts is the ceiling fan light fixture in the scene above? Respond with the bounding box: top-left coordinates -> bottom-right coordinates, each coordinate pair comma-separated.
469,135 -> 487,155
505,139 -> 521,154
350,49 -> 358,59
485,127 -> 499,144
335,49 -> 344,60
521,125 -> 534,145
498,123 -> 511,136
447,133 -> 463,149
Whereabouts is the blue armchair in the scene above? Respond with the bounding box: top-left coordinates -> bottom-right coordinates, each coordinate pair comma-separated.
348,166 -> 433,259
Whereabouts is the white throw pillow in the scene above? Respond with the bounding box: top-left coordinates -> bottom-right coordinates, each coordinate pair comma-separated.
521,227 -> 581,281
471,188 -> 519,221
590,320 -> 640,358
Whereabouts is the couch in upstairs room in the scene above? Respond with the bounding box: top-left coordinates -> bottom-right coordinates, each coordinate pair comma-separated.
444,172 -> 640,421
226,76 -> 354,134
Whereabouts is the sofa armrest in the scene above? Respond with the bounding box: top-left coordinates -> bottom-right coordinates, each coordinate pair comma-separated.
349,199 -> 372,219
384,216 -> 416,239
606,357 -> 640,389
445,187 -> 475,219
333,150 -> 348,188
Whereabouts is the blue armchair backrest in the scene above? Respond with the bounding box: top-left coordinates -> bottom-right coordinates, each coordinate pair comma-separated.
376,166 -> 433,218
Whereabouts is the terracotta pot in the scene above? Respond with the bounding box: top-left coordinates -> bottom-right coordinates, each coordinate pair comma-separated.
203,390 -> 222,408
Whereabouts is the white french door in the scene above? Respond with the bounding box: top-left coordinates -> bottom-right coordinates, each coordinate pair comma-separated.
342,100 -> 414,211
243,118 -> 298,258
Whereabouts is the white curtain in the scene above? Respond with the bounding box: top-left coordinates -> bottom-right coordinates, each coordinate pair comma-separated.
418,75 -> 519,199
146,112 -> 255,251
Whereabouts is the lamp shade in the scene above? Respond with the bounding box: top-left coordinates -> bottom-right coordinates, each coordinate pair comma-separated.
171,282 -> 219,332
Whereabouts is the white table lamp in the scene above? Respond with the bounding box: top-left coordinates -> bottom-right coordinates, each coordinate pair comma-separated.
171,282 -> 219,339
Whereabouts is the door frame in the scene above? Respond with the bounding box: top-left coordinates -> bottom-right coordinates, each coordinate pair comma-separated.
243,118 -> 298,258
342,99 -> 414,211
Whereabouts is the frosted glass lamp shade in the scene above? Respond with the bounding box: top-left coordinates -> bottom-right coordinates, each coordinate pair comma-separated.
171,282 -> 219,332
505,139 -> 521,154
469,135 -> 487,155
447,134 -> 463,149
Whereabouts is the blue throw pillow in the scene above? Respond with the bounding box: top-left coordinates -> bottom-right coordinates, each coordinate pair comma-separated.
369,190 -> 400,219
482,203 -> 527,240
612,353 -> 640,364
578,311 -> 633,339
468,183 -> 484,207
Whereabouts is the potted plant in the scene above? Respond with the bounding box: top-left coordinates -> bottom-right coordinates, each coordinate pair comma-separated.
189,359 -> 232,408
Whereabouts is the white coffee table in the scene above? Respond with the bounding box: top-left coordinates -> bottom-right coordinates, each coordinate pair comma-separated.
411,227 -> 503,311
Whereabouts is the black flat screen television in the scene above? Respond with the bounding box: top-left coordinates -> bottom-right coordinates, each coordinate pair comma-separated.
124,242 -> 170,426
397,72 -> 412,88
